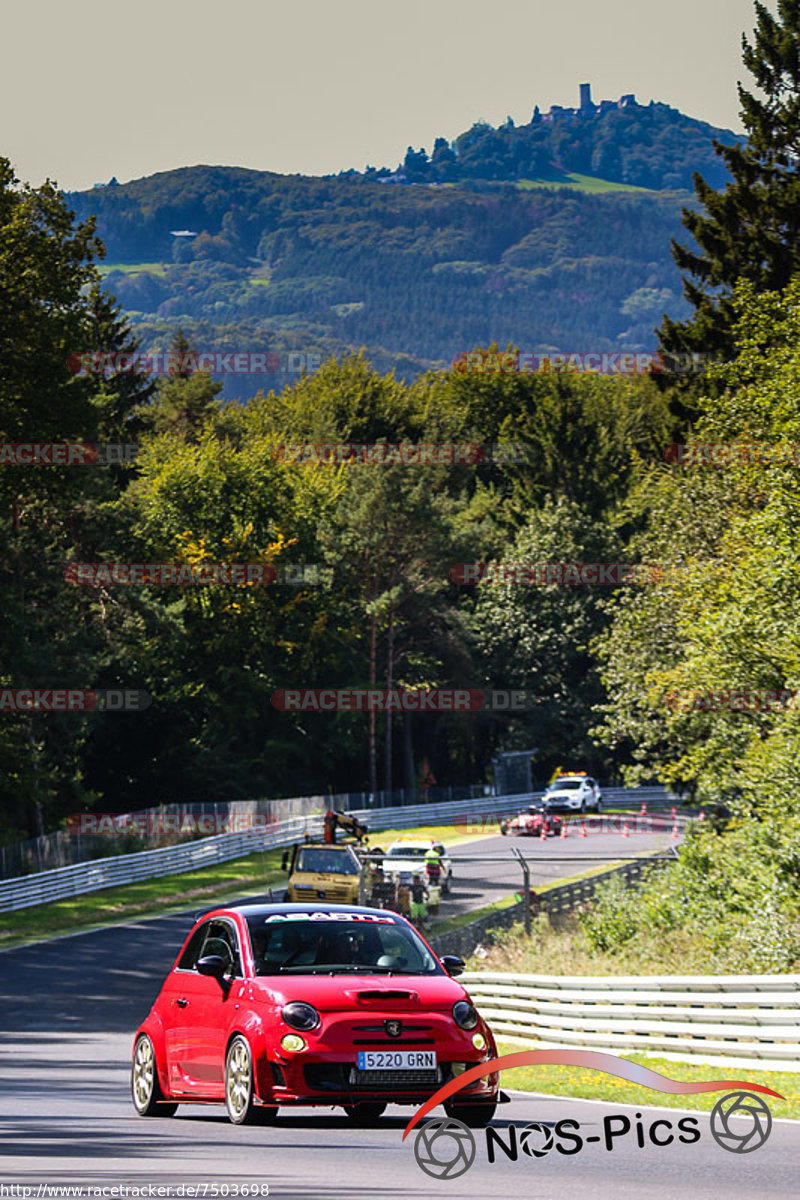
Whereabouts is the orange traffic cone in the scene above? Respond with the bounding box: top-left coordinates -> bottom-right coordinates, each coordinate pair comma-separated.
539,823 -> 547,841
671,806 -> 677,821
671,821 -> 679,839
560,821 -> 568,839
580,821 -> 588,838
622,822 -> 630,838
640,802 -> 647,815
699,810 -> 705,821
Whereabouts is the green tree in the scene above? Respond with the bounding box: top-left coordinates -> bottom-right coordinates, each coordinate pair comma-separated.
137,332 -> 223,441
0,159 -> 149,837
469,496 -> 623,776
660,0 -> 800,361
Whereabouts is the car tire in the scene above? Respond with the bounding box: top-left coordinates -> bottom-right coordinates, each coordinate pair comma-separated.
596,799 -> 603,813
225,1035 -> 278,1125
131,1034 -> 178,1118
442,873 -> 451,894
580,801 -> 586,814
343,1102 -> 387,1125
500,820 -> 508,836
444,1101 -> 497,1127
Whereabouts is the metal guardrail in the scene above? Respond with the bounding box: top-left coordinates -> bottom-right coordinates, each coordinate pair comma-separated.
461,971 -> 800,1073
0,786 -> 677,914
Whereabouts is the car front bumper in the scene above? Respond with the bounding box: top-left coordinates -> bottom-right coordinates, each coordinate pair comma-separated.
260,1055 -> 499,1106
257,1018 -> 499,1107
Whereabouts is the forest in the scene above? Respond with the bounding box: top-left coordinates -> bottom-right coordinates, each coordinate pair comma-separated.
62,93 -> 739,395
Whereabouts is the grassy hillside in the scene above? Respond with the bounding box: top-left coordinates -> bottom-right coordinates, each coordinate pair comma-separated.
66,99 -> 733,392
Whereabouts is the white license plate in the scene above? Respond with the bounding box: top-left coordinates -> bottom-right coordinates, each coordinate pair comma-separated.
356,1050 -> 437,1070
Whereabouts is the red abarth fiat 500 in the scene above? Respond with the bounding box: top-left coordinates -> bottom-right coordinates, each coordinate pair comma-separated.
131,903 -> 500,1126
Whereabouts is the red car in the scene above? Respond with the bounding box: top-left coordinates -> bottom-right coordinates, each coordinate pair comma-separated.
500,802 -> 563,837
131,902 -> 501,1127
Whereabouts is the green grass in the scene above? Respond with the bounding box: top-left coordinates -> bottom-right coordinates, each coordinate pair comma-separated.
429,855 -> 644,937
494,1042 -> 800,1117
0,821 -> 491,951
517,173 -> 654,194
97,262 -> 168,277
431,893 -> 520,936
0,848 -> 286,951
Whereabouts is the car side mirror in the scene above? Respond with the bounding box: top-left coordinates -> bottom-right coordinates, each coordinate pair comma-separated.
440,954 -> 465,977
197,954 -> 226,979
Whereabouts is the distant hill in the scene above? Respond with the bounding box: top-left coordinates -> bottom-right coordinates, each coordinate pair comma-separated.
67,90 -> 738,393
384,85 -> 738,191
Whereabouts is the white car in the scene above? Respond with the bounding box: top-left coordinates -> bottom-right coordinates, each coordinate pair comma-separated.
542,774 -> 602,814
381,838 -> 453,893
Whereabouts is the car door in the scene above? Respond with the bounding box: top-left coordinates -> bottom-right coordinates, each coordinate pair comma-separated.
162,920 -> 213,1094
163,918 -> 245,1097
192,918 -> 247,1089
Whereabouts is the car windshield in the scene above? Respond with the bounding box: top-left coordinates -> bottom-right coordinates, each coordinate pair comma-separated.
296,848 -> 359,875
387,845 -> 427,857
548,780 -> 582,791
246,915 -> 442,975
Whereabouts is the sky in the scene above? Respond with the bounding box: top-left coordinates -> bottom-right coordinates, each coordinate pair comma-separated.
0,0 -> 772,193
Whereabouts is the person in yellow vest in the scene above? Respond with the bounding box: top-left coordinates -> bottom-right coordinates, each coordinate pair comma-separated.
424,844 -> 442,878
410,872 -> 429,928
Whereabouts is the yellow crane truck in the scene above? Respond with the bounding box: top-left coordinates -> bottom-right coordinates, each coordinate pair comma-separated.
280,810 -> 371,904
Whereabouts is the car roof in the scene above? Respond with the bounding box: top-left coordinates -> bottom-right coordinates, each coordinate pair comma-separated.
199,902 -> 401,922
297,841 -> 357,850
388,837 -> 436,846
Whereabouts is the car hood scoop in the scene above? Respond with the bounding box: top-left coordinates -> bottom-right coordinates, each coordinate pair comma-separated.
346,988 -> 419,1003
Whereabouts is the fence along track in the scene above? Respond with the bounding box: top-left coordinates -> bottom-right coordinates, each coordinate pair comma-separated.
0,787 -> 675,913
460,970 -> 800,1073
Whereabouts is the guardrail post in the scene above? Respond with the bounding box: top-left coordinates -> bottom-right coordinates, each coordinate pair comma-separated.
511,847 -> 531,935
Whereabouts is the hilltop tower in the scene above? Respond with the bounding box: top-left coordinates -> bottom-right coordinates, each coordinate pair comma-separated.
579,83 -> 593,111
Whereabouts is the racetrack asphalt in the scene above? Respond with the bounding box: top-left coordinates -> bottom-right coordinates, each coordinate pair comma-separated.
1,825 -> 797,1197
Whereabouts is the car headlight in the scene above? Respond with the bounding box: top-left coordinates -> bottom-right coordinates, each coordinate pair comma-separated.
280,1033 -> 307,1053
452,1001 -> 479,1031
282,1002 -> 320,1031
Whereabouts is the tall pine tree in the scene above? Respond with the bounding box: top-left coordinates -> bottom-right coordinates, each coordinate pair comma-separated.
660,1 -> 800,362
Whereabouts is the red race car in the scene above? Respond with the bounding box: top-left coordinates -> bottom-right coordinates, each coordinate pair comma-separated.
500,802 -> 563,837
131,902 -> 501,1127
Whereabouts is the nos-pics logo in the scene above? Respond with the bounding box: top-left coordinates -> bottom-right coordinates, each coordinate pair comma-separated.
404,1050 -> 782,1179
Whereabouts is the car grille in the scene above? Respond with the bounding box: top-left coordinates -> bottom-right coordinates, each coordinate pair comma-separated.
351,1038 -> 436,1045
352,1069 -> 440,1089
304,886 -> 354,901
304,1063 -> 449,1092
350,1023 -> 434,1045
